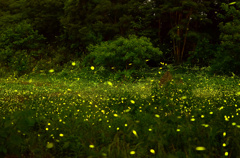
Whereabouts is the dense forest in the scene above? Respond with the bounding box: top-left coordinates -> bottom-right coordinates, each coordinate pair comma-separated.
0,0 -> 239,77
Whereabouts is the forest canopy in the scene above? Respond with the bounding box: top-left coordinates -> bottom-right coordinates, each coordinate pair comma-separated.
0,0 -> 239,76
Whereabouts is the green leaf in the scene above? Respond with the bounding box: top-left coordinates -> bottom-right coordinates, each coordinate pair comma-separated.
63,141 -> 70,149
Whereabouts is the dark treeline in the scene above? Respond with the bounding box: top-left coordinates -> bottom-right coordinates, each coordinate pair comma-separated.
0,0 -> 239,76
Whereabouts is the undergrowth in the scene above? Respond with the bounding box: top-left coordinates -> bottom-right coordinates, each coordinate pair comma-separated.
0,66 -> 240,158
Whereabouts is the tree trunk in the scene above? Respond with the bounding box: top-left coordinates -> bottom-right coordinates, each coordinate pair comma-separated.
172,9 -> 192,65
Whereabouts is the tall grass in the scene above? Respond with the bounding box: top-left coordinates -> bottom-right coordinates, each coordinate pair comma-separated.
0,66 -> 240,158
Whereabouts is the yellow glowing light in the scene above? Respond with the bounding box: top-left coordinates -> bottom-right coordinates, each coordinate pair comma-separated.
150,149 -> 155,154
225,152 -> 228,156
107,81 -> 113,86
223,132 -> 226,137
125,109 -> 130,113
181,96 -> 187,99
49,69 -> 54,73
196,146 -> 206,151
132,130 -> 138,137
102,153 -> 107,156
229,2 -> 236,5
46,142 -> 54,148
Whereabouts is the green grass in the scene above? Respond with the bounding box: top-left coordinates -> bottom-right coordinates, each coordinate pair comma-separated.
0,67 -> 240,158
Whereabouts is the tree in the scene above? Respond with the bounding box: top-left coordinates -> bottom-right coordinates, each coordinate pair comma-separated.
156,0 -> 211,64
23,0 -> 64,42
60,0 -> 104,53
211,1 -> 240,75
0,0 -> 26,30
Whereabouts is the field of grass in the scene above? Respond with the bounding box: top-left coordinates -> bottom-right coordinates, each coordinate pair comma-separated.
0,67 -> 240,158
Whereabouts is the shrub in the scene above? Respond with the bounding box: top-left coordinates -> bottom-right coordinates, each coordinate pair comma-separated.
0,21 -> 46,76
83,35 -> 163,71
9,50 -> 32,76
0,64 -> 11,78
187,38 -> 217,67
0,21 -> 45,51
83,35 -> 163,79
0,48 -> 14,67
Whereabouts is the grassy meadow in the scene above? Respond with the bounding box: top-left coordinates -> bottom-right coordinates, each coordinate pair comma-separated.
0,65 -> 240,158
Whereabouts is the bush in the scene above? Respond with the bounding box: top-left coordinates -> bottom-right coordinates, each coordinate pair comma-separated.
0,48 -> 14,67
210,48 -> 240,76
187,38 -> 217,67
83,35 -> 163,79
0,21 -> 45,51
0,21 -> 46,77
0,65 -> 11,78
9,50 -> 32,76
